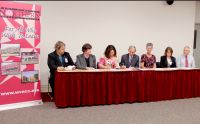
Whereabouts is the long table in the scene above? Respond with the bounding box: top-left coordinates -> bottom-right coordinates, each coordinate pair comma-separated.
54,68 -> 200,108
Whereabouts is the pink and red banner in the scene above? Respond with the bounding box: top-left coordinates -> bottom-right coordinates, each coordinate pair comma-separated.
0,1 -> 42,110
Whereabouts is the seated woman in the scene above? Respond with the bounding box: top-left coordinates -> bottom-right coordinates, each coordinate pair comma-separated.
141,43 -> 156,68
160,47 -> 176,68
98,45 -> 119,69
47,41 -> 74,98
76,43 -> 96,69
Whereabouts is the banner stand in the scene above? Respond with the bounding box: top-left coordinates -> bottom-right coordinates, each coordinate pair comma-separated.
0,1 -> 43,111
0,100 -> 43,111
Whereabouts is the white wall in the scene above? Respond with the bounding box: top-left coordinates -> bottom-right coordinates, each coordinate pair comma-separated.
196,1 -> 200,23
18,1 -> 196,92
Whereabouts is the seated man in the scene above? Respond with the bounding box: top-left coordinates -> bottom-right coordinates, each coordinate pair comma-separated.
120,45 -> 139,68
177,46 -> 195,68
47,41 -> 74,98
76,43 -> 96,69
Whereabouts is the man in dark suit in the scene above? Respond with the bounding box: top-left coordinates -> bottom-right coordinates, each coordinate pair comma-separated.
47,41 -> 74,98
76,43 -> 96,69
120,46 -> 139,68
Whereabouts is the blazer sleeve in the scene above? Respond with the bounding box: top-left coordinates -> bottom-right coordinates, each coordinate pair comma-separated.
135,56 -> 139,68
160,56 -> 165,68
75,56 -> 84,69
92,55 -> 97,69
75,56 -> 87,69
66,53 -> 75,66
47,54 -> 58,71
171,57 -> 177,68
119,55 -> 125,66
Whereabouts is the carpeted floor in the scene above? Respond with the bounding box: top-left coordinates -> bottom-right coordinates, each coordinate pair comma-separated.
1,98 -> 200,124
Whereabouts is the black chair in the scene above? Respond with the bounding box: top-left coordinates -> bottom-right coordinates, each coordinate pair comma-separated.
97,62 -> 99,69
156,62 -> 161,68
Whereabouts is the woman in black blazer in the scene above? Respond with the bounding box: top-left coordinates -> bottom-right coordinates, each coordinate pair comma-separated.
47,41 -> 74,98
160,47 -> 176,68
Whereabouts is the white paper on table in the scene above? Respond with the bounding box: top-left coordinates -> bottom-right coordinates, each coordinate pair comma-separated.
65,66 -> 76,71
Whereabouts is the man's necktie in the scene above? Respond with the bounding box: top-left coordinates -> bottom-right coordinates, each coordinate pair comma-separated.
185,56 -> 188,67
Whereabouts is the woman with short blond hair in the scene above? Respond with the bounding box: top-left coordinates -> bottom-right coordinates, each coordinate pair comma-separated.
47,41 -> 74,98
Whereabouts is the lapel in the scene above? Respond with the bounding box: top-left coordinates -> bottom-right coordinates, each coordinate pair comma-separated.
81,54 -> 87,67
131,55 -> 136,65
89,55 -> 93,67
54,51 -> 62,66
165,56 -> 173,66
126,54 -> 130,66
165,56 -> 168,66
165,56 -> 170,66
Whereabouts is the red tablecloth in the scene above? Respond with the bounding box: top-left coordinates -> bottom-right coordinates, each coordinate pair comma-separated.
54,69 -> 200,107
